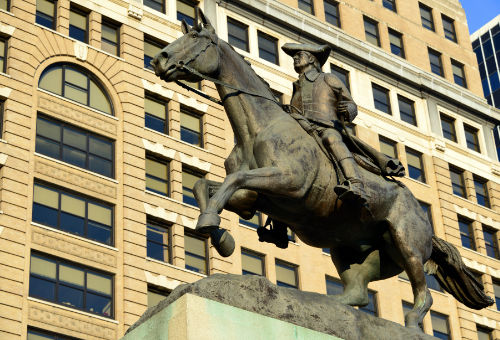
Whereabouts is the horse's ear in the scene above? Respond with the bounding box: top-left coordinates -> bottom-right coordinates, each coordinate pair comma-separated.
181,19 -> 190,34
197,7 -> 215,34
193,7 -> 201,31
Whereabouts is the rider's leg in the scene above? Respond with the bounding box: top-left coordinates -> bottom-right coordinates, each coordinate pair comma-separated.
321,128 -> 367,203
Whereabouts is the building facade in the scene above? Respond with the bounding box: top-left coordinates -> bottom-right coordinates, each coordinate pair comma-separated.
0,0 -> 498,339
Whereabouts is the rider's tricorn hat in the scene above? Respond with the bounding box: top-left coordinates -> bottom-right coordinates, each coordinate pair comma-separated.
282,43 -> 331,67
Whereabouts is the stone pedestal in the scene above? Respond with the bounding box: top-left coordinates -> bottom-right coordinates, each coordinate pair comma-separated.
124,274 -> 437,340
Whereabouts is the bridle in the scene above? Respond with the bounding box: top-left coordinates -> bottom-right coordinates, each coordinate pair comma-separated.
167,32 -> 282,107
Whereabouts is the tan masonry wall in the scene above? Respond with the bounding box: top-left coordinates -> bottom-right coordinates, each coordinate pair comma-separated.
0,0 -> 497,340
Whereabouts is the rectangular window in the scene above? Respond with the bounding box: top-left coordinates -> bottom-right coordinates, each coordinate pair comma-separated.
29,252 -> 113,317
477,326 -> 493,340
483,226 -> 499,259
0,36 -> 7,74
325,276 -> 343,295
0,100 -> 4,138
383,0 -> 396,12
389,29 -> 404,58
258,31 -> 279,65
32,183 -> 114,245
330,64 -> 349,90
298,0 -> 314,14
144,37 -> 164,70
474,176 -> 490,208
372,84 -> 391,114
451,60 -> 466,88
364,17 -> 380,47
144,0 -> 164,13
458,217 -> 475,250
464,124 -> 480,152
359,290 -> 378,316
145,94 -> 168,134
182,168 -> 202,207
36,116 -> 114,177
275,260 -> 298,288
271,89 -> 284,104
240,211 -> 262,229
431,311 -> 450,339
36,0 -> 56,29
184,232 -> 208,274
324,0 -> 340,27
147,287 -> 169,308
241,249 -> 265,276
398,95 -> 416,125
494,280 -> 500,311
145,155 -> 169,196
101,19 -> 120,56
450,166 -> 466,197
147,219 -> 171,262
419,201 -> 434,231
428,49 -> 443,77
227,18 -> 249,52
69,6 -> 88,43
177,0 -> 196,26
379,136 -> 397,158
419,3 -> 434,31
406,148 -> 425,182
0,0 -> 9,11
440,114 -> 457,142
180,107 -> 203,147
28,327 -> 78,340
442,15 -> 457,42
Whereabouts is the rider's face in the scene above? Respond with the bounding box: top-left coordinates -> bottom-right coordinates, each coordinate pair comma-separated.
293,51 -> 314,72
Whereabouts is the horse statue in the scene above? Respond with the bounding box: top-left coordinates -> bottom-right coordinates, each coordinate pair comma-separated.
150,8 -> 493,330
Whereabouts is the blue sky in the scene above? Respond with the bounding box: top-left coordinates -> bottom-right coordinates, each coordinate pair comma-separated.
460,0 -> 500,34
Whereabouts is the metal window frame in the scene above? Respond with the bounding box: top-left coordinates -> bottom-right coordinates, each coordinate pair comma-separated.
101,18 -> 120,56
29,251 -> 114,318
69,5 -> 89,44
145,153 -> 170,196
36,0 -> 57,30
257,30 -> 279,65
275,258 -> 299,288
363,16 -> 380,47
473,176 -> 490,208
241,248 -> 266,276
378,135 -> 397,159
145,93 -> 169,134
428,48 -> 443,76
382,0 -> 396,12
324,0 -> 340,27
298,0 -> 314,15
325,275 -> 343,295
451,59 -> 467,88
458,216 -> 476,250
227,17 -> 249,52
482,226 -> 499,259
397,95 -> 416,126
372,83 -> 391,114
181,166 -> 204,205
239,211 -> 262,229
449,166 -> 466,197
330,63 -> 350,90
144,35 -> 166,70
33,181 -> 115,246
28,326 -> 80,340
405,147 -> 425,183
36,115 -> 115,178
180,106 -> 203,147
0,35 -> 7,74
430,311 -> 450,338
419,2 -> 434,31
146,218 -> 172,263
441,14 -> 457,43
144,0 -> 165,13
439,113 -> 457,142
184,230 -> 209,275
388,28 -> 405,59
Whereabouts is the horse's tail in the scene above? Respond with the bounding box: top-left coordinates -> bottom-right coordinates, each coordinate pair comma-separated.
424,236 -> 494,309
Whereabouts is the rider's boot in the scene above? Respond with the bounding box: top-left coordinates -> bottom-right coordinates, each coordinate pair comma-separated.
334,156 -> 368,205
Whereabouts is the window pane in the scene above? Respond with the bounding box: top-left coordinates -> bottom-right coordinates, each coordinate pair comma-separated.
37,0 -> 55,24
59,264 -> 84,287
145,97 -> 166,119
89,136 -> 112,160
241,250 -> 264,276
148,289 -> 168,307
29,276 -> 56,301
324,0 -> 340,27
431,312 -> 449,338
459,218 -> 475,250
64,85 -> 87,105
364,18 -> 379,46
0,0 -> 8,11
276,261 -> 297,287
87,272 -> 112,295
39,67 -> 63,95
185,235 -> 205,257
86,293 -> 111,316
177,0 -> 195,25
102,23 -> 118,43
240,212 -> 261,228
258,32 -> 278,64
70,9 -> 87,30
450,168 -> 465,197
398,96 -> 416,125
146,158 -> 168,180
31,255 -> 56,279
144,0 -> 163,12
181,111 -> 201,132
63,127 -> 86,150
379,137 -> 396,158
227,18 -> 249,51
326,277 -> 343,295
88,203 -> 112,226
90,81 -> 112,114
27,329 -> 58,340
420,4 -> 434,31
34,185 -> 59,209
372,85 -> 390,114
61,194 -> 85,218
440,115 -> 457,142
66,68 -> 87,89
37,118 -> 61,141
406,148 -> 424,182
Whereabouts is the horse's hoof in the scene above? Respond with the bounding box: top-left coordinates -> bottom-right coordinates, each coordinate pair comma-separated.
196,212 -> 221,234
210,229 -> 235,257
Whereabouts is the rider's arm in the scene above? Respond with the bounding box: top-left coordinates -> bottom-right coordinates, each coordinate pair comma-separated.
324,75 -> 358,122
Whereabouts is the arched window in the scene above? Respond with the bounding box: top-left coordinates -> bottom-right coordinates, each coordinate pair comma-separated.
39,63 -> 113,115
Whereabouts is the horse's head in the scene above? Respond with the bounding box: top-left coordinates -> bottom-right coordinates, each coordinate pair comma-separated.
151,8 -> 220,83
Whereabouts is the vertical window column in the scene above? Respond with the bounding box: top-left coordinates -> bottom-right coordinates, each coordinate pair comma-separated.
227,18 -> 249,52
0,36 -> 7,74
182,168 -> 202,207
364,17 -> 380,47
184,232 -> 208,274
36,0 -> 57,29
451,60 -> 467,88
389,29 -> 405,58
428,48 -> 444,77
406,148 -> 425,182
101,19 -> 120,56
458,216 -> 476,251
258,31 -> 279,65
69,6 -> 89,43
324,0 -> 340,27
419,3 -> 435,31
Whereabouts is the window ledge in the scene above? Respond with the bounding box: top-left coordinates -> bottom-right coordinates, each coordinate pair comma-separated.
0,138 -> 7,144
34,152 -> 119,184
37,88 -> 118,120
0,9 -> 14,16
403,176 -> 431,188
31,222 -> 119,252
0,72 -> 11,78
145,189 -> 201,212
146,257 -> 207,278
27,297 -> 118,323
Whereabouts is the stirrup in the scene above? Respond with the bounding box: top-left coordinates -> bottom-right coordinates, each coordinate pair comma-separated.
334,179 -> 367,204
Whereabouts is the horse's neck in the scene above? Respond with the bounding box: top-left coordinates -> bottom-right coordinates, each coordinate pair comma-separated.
215,43 -> 283,146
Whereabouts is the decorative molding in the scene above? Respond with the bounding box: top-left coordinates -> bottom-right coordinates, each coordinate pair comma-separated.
38,95 -> 117,136
142,139 -> 176,159
179,152 -> 211,172
432,139 -> 446,152
472,313 -> 497,330
74,42 -> 88,61
176,93 -> 208,112
144,203 -> 178,224
32,230 -> 117,267
180,215 -> 197,230
463,257 -> 500,278
128,0 -> 143,20
0,87 -> 12,99
478,215 -> 500,230
144,271 -> 182,290
491,164 -> 500,176
142,79 -> 174,99
453,204 -> 476,220
35,160 -> 117,199
0,22 -> 15,36
29,305 -> 116,339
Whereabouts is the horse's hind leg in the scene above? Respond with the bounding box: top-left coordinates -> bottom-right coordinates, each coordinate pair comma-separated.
387,215 -> 433,329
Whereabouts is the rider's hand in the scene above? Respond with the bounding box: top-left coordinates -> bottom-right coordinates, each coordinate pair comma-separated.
337,101 -> 350,115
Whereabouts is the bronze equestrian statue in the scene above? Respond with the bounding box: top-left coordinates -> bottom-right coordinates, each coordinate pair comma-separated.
150,8 -> 493,331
